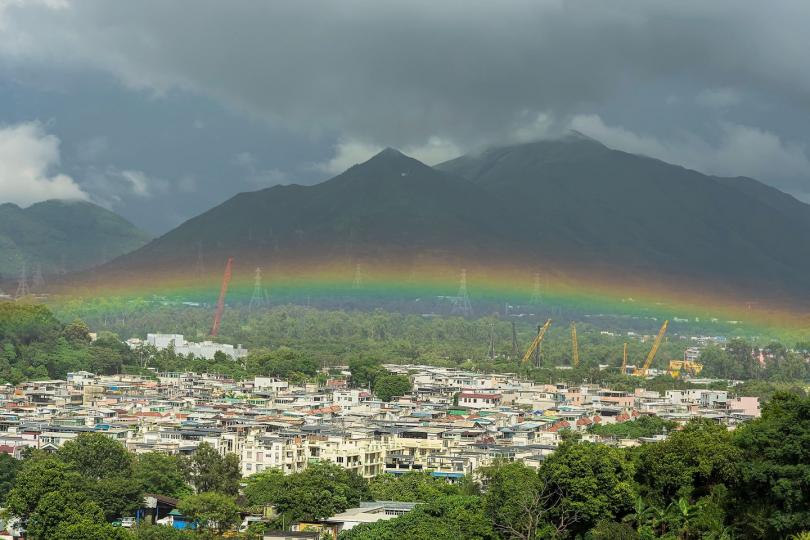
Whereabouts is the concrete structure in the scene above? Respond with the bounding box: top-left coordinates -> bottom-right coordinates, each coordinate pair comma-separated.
129,334 -> 248,360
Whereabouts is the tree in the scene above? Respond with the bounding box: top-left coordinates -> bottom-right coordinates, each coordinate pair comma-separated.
134,452 -> 192,499
185,442 -> 241,495
246,348 -> 319,379
726,338 -> 760,380
348,357 -> 383,389
636,419 -> 740,505
57,432 -> 133,480
373,374 -> 411,402
52,522 -> 133,540
0,453 -> 21,504
590,416 -> 675,439
178,492 -> 241,534
542,441 -> 637,536
733,393 -> 810,538
131,525 -> 197,539
27,489 -> 106,540
274,462 -> 370,523
481,461 -> 575,540
62,319 -> 92,343
243,468 -> 286,507
92,474 -> 145,521
699,346 -> 735,379
369,472 -> 460,503
589,520 -> 639,540
340,495 -> 496,540
5,454 -> 84,524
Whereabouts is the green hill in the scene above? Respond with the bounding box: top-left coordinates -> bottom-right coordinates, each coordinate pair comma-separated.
437,134 -> 810,297
102,137 -> 810,304
0,199 -> 150,282
111,148 -> 523,269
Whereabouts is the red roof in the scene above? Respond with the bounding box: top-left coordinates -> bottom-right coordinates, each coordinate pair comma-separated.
459,392 -> 501,399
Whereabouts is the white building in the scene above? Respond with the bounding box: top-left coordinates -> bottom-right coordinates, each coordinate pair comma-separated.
139,333 -> 248,360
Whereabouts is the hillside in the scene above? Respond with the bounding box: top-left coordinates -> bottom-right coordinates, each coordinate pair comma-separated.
0,200 -> 150,282
109,148 -> 523,269
96,137 -> 810,306
437,134 -> 810,296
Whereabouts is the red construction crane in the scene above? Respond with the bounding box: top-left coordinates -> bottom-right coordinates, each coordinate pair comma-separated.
210,257 -> 234,337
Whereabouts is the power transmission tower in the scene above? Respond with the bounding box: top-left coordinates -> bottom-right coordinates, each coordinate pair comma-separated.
31,264 -> 45,292
451,268 -> 472,317
352,263 -> 363,290
194,241 -> 206,280
248,267 -> 270,312
530,272 -> 542,304
15,262 -> 30,299
487,321 -> 496,360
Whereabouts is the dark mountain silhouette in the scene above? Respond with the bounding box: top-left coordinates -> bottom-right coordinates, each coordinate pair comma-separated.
437,134 -> 810,297
98,136 -> 810,304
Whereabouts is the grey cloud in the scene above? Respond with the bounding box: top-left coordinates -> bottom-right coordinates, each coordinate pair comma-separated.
3,0 -> 810,149
570,115 -> 810,199
1,0 -> 810,219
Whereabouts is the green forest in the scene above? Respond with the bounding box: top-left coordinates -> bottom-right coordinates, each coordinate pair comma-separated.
0,394 -> 808,539
2,302 -> 810,395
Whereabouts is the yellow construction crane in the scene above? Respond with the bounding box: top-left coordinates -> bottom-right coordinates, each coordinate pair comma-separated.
571,323 -> 579,368
521,319 -> 552,366
621,342 -> 628,374
633,320 -> 668,376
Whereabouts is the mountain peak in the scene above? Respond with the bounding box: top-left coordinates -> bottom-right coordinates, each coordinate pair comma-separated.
339,147 -> 432,178
364,147 -> 414,165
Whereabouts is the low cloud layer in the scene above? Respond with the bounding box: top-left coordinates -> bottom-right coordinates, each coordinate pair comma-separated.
571,115 -> 810,197
0,122 -> 88,207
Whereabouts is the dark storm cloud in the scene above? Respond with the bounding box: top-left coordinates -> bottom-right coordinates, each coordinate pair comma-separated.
2,1 -> 809,146
1,0 -> 809,226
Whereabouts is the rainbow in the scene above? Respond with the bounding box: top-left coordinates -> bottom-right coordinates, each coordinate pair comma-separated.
43,255 -> 810,339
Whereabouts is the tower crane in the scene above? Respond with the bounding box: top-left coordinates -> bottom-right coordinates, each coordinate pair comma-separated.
633,320 -> 669,376
571,323 -> 579,368
521,319 -> 552,366
210,257 -> 234,337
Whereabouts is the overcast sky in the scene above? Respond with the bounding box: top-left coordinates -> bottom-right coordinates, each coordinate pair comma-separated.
1,0 -> 809,234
